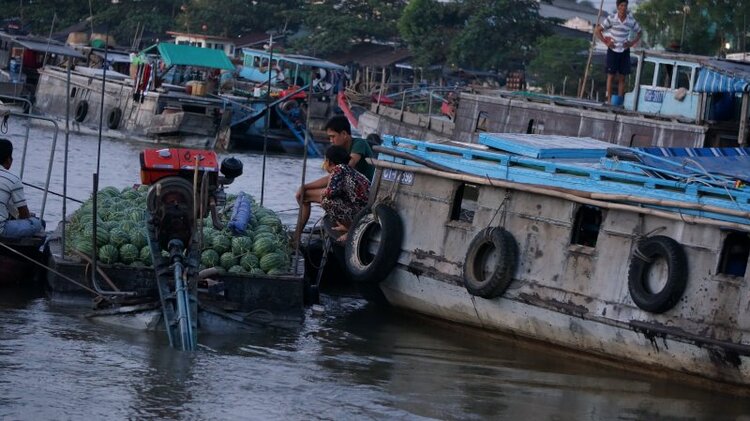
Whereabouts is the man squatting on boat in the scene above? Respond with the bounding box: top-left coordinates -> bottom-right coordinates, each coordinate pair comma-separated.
595,0 -> 642,104
294,115 -> 375,245
0,139 -> 44,239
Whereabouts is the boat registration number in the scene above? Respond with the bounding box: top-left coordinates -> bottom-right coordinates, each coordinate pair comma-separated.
644,89 -> 665,103
382,168 -> 414,185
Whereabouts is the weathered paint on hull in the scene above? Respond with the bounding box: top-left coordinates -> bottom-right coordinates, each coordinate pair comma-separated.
380,270 -> 750,386
369,165 -> 750,388
34,67 -> 224,149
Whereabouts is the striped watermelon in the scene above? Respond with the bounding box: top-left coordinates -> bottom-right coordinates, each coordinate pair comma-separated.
259,252 -> 287,272
119,244 -> 139,264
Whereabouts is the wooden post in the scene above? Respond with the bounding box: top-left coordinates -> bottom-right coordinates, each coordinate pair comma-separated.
579,0 -> 605,98
739,92 -> 749,145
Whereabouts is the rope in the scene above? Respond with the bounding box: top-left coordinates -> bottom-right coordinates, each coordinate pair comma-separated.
0,114 -> 8,134
485,175 -> 511,229
0,240 -> 105,298
631,226 -> 667,263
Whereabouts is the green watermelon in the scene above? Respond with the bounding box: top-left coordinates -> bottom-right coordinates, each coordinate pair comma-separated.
83,225 -> 110,245
119,244 -> 139,264
201,249 -> 220,267
253,237 -> 277,257
267,268 -> 286,276
255,225 -> 277,234
212,233 -> 232,255
228,265 -> 244,274
232,236 -> 254,256
119,221 -> 137,233
140,246 -> 152,265
74,238 -> 95,257
98,186 -> 121,197
220,252 -> 238,269
109,228 -> 130,248
130,229 -> 148,249
240,253 -> 259,271
99,244 -> 119,264
259,252 -> 287,272
249,267 -> 265,276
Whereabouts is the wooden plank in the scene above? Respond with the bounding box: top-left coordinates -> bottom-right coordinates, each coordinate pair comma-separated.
385,144 -> 750,214
478,132 -> 611,159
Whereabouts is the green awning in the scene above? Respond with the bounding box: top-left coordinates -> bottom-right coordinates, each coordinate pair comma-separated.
156,43 -> 234,70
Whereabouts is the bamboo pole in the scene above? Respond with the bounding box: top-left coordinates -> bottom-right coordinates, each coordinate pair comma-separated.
580,0 -> 605,98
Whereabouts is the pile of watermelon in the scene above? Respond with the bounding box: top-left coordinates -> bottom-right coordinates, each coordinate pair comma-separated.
65,186 -> 291,276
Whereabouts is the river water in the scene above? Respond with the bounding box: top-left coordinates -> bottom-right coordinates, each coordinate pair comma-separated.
1,120 -> 749,420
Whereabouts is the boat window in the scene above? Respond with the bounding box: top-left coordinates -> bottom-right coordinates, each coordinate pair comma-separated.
214,43 -> 224,51
570,205 -> 602,247
475,111 -> 489,133
641,61 -> 656,87
70,87 -> 77,98
526,119 -> 534,134
450,183 -> 479,223
676,66 -> 691,90
718,232 -> 750,277
659,64 -> 674,88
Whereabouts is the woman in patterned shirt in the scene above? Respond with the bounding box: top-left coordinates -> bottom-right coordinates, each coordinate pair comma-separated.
321,145 -> 370,242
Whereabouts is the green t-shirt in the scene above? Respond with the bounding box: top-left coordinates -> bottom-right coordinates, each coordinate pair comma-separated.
350,137 -> 375,181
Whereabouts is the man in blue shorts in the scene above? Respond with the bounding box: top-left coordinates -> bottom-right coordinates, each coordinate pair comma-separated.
595,0 -> 642,104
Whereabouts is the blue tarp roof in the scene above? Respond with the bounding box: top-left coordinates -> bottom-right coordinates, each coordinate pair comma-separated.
635,146 -> 750,183
695,68 -> 750,93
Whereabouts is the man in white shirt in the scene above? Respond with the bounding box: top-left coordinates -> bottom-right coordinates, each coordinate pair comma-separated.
0,138 -> 43,239
595,0 -> 642,104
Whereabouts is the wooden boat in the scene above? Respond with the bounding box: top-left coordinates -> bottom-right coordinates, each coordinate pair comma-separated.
358,50 -> 750,149
44,225 -> 306,330
228,48 -> 347,156
33,43 -> 234,150
0,236 -> 45,286
343,132 -> 750,389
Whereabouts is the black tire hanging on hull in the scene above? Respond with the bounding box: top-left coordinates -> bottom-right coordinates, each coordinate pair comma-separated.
344,203 -> 403,284
463,227 -> 518,299
628,235 -> 688,314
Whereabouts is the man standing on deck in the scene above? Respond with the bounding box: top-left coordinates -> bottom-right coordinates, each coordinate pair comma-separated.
0,139 -> 43,239
595,0 -> 642,104
293,115 -> 374,246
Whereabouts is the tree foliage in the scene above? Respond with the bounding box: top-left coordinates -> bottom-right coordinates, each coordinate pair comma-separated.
398,0 -> 462,69
635,0 -> 750,54
527,35 -> 588,95
176,0 -> 301,38
292,0 -> 407,55
399,0 -> 552,73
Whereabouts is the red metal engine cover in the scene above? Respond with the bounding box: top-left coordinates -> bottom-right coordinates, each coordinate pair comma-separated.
140,148 -> 219,185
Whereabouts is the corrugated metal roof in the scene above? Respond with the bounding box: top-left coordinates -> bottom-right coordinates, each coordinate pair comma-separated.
13,38 -> 84,58
241,48 -> 345,71
91,49 -> 131,64
156,43 -> 234,70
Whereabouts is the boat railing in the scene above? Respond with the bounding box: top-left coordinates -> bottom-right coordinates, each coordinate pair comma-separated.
380,135 -> 750,220
0,103 -> 59,220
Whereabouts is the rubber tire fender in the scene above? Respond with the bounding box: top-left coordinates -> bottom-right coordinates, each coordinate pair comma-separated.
628,235 -> 688,314
74,100 -> 88,122
107,107 -> 122,129
344,204 -> 403,283
463,227 -> 518,299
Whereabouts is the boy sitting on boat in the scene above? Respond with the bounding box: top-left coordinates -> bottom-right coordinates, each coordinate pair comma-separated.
0,138 -> 44,239
320,146 -> 370,243
294,115 -> 374,246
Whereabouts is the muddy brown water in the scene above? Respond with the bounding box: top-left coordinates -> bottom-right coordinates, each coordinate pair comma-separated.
0,121 -> 748,420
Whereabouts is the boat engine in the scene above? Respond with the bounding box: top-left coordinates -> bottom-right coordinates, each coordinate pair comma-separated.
140,148 -> 243,250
